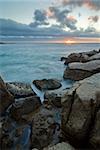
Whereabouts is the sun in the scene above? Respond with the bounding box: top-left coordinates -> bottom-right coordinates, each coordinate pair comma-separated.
65,40 -> 76,44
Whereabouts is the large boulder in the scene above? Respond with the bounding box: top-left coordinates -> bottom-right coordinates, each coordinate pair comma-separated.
0,76 -> 14,115
44,89 -> 68,108
63,50 -> 99,65
89,92 -> 100,149
43,142 -> 75,150
63,60 -> 100,80
33,79 -> 62,90
88,52 -> 100,61
89,109 -> 100,149
10,96 -> 41,121
61,73 -> 100,148
64,53 -> 89,65
6,82 -> 35,98
31,107 -> 61,149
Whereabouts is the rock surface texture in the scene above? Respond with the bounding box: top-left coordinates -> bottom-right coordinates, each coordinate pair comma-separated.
6,82 -> 35,98
33,79 -> 62,90
62,73 -> 100,149
0,76 -> 14,115
63,50 -> 100,81
11,96 -> 41,120
43,142 -> 75,150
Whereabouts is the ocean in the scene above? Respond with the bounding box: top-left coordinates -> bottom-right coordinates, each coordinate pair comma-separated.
0,36 -> 100,84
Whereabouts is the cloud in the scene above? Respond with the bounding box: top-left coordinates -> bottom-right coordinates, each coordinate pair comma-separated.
46,6 -> 77,30
30,9 -> 49,27
61,0 -> 100,11
84,26 -> 96,32
88,15 -> 99,23
0,18 -> 99,37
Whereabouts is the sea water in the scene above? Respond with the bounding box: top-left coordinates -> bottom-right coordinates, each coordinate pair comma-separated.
0,36 -> 100,84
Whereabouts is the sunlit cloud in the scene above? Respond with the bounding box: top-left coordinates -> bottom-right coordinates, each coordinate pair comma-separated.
61,0 -> 100,11
88,15 -> 99,23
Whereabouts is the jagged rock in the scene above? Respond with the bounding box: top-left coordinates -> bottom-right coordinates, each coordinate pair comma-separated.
6,82 -> 35,98
43,142 -> 75,150
89,92 -> 100,149
10,96 -> 41,120
88,53 -> 100,61
0,76 -> 14,115
63,50 -> 99,65
64,53 -> 89,65
33,79 -> 62,90
89,109 -> 100,149
63,60 -> 100,80
61,73 -> 100,148
31,107 -> 61,149
44,91 -> 61,108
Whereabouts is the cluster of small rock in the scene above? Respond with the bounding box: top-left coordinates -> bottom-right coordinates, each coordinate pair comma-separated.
0,49 -> 100,150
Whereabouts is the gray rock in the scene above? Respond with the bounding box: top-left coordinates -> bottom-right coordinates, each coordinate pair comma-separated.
31,107 -> 60,149
33,79 -> 62,90
61,73 -> 100,148
43,142 -> 75,150
64,60 -> 100,81
88,53 -> 100,61
6,82 -> 35,98
10,96 -> 41,120
0,76 -> 14,115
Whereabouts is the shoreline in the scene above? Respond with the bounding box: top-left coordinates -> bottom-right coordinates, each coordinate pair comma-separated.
0,48 -> 100,150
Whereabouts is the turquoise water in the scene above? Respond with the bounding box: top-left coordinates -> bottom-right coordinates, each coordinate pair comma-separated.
0,38 -> 100,83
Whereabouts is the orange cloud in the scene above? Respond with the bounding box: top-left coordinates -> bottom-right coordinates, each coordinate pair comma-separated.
61,0 -> 100,11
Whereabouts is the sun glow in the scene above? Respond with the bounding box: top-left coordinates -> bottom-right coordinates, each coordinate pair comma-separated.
65,39 -> 76,44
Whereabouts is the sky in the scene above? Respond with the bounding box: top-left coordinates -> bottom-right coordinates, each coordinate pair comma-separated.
0,0 -> 100,43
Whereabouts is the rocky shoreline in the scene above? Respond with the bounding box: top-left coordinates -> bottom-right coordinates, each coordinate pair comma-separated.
0,49 -> 100,150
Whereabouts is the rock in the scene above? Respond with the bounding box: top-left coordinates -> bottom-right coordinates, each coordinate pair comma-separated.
83,50 -> 99,57
44,90 -> 67,108
89,92 -> 100,149
61,73 -> 100,148
64,53 -> 89,65
88,53 -> 100,61
6,82 -> 35,98
89,109 -> 100,149
64,68 -> 93,81
10,96 -> 41,120
43,142 -> 75,150
0,76 -> 14,115
63,60 -> 100,80
33,79 -> 62,90
63,50 -> 99,65
31,107 -> 60,149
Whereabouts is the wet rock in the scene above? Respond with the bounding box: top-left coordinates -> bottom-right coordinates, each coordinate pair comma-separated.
61,73 -> 100,148
89,109 -> 100,149
0,76 -> 14,115
6,82 -> 35,98
33,79 -> 62,90
43,142 -> 75,150
63,50 -> 99,65
44,91 -> 63,108
64,53 -> 89,65
63,60 -> 100,80
83,50 -> 99,57
31,107 -> 60,149
88,52 -> 100,61
11,96 -> 41,121
64,68 -> 93,81
89,92 -> 100,149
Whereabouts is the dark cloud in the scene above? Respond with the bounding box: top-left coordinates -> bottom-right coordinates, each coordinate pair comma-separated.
30,9 -> 49,27
61,0 -> 100,11
84,26 -> 96,32
0,18 -> 99,37
47,6 -> 77,30
88,15 -> 99,23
